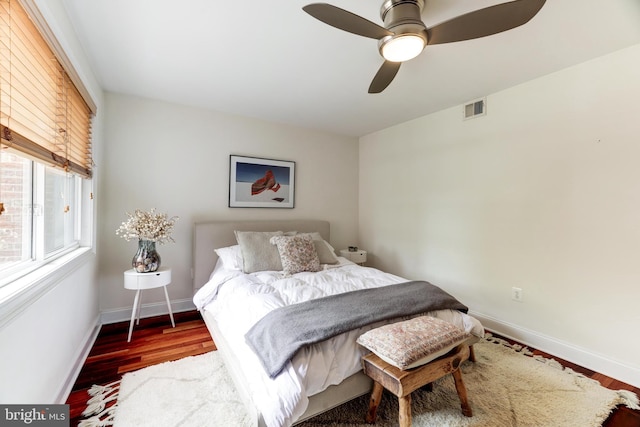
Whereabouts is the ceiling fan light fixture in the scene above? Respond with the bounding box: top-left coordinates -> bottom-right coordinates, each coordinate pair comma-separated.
303,0 -> 546,93
380,34 -> 425,62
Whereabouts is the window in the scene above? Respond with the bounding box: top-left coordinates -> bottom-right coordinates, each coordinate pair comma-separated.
0,151 -> 30,272
44,167 -> 79,254
0,151 -> 86,285
0,0 -> 94,289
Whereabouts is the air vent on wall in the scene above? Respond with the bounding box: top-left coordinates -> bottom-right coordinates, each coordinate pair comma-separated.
463,98 -> 486,120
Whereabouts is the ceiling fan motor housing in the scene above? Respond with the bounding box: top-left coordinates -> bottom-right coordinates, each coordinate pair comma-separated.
378,0 -> 428,59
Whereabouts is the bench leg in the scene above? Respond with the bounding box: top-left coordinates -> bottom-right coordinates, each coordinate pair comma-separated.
399,394 -> 412,427
366,381 -> 384,424
452,369 -> 473,417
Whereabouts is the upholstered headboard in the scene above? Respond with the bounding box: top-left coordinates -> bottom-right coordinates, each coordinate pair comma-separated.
192,219 -> 330,294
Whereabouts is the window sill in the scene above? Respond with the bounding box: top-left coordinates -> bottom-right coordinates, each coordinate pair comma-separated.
0,247 -> 94,329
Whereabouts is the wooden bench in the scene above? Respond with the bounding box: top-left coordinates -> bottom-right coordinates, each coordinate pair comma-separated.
362,344 -> 473,426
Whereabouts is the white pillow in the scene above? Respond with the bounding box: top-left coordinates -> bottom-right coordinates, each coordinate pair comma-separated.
214,245 -> 243,271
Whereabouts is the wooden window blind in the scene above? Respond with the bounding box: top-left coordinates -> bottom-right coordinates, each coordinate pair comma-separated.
0,0 -> 93,178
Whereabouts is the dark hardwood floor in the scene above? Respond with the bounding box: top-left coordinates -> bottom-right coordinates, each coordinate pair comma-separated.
67,311 -> 639,426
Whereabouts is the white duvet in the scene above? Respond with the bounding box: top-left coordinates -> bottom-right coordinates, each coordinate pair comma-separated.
193,258 -> 484,427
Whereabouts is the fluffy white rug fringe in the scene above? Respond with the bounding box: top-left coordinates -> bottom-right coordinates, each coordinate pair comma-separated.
79,380 -> 121,427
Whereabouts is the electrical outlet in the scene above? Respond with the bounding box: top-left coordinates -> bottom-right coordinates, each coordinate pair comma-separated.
511,287 -> 523,302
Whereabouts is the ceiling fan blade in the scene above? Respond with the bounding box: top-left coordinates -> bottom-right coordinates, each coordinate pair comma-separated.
303,3 -> 393,40
427,0 -> 546,45
368,61 -> 402,94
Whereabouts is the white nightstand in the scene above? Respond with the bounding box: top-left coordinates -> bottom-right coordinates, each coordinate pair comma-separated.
124,267 -> 175,342
340,249 -> 367,265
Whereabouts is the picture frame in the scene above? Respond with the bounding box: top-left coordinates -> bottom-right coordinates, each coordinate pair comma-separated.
229,155 -> 295,208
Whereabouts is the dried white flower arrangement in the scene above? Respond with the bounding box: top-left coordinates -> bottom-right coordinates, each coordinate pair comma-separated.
116,208 -> 179,244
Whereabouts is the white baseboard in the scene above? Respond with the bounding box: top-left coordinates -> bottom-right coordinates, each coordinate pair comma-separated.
470,310 -> 640,389
56,313 -> 101,403
100,298 -> 196,325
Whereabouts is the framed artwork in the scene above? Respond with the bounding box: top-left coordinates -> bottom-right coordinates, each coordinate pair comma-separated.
229,155 -> 295,208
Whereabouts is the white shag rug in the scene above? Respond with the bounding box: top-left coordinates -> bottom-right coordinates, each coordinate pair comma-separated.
80,336 -> 638,427
79,351 -> 255,427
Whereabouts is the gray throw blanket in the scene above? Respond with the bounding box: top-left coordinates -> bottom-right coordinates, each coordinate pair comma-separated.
244,280 -> 468,378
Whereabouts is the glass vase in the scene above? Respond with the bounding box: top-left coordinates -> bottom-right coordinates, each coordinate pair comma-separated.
132,239 -> 161,273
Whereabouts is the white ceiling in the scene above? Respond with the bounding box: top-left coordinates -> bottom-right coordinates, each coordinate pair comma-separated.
61,0 -> 640,137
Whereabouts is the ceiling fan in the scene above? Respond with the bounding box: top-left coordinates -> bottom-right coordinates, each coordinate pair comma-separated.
302,0 -> 546,93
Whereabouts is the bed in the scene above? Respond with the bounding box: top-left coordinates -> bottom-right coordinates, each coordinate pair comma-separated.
192,219 -> 484,427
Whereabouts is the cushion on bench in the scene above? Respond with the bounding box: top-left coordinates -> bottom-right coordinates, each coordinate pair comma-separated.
357,316 -> 471,370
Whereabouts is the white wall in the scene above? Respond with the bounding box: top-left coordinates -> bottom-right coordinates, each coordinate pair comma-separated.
0,258 -> 99,403
359,43 -> 640,387
98,93 -> 359,317
0,0 -> 104,403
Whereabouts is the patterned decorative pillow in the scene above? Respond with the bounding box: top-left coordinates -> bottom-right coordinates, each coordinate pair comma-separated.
357,316 -> 471,370
270,235 -> 321,275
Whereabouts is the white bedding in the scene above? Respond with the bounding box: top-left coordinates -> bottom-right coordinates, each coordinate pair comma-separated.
194,257 -> 484,427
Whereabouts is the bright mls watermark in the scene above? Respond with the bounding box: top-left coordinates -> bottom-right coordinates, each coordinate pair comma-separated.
1,405 -> 69,426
